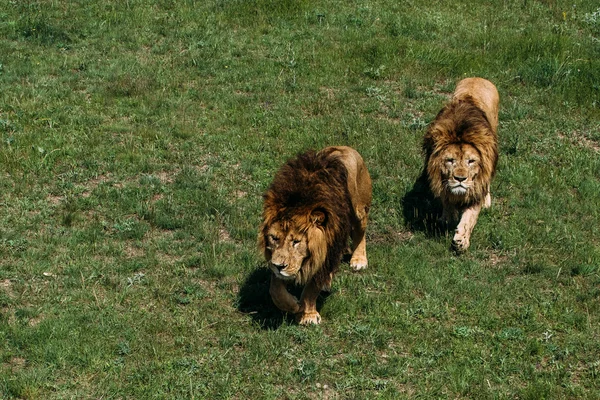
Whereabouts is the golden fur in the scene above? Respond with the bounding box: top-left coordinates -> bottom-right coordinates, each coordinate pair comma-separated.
259,146 -> 372,324
423,77 -> 499,252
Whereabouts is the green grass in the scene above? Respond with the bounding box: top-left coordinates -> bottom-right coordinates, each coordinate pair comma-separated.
1,0 -> 600,398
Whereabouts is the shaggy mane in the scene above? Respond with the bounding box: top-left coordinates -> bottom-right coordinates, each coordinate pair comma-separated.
260,150 -> 353,286
423,97 -> 498,204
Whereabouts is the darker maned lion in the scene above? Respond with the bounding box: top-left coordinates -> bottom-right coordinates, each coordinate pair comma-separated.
423,77 -> 499,252
258,146 -> 372,325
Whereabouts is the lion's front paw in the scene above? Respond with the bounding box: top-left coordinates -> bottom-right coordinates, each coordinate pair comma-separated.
296,311 -> 322,325
452,233 -> 470,253
350,255 -> 368,271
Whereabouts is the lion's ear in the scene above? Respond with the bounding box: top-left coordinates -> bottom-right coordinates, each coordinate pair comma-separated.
310,209 -> 327,226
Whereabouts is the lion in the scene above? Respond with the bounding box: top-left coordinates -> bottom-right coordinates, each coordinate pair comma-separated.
258,146 -> 372,325
423,77 -> 499,252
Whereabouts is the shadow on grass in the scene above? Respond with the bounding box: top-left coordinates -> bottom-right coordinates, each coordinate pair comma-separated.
237,267 -> 286,330
401,170 -> 452,237
237,266 -> 331,330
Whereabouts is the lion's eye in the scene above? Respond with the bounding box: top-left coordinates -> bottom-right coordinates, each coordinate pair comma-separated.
292,239 -> 301,247
269,235 -> 280,243
468,159 -> 476,165
445,158 -> 455,164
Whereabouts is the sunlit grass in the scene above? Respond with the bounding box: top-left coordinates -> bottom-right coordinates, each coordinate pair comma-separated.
1,0 -> 599,398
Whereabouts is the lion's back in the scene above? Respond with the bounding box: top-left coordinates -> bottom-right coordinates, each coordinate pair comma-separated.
453,77 -> 499,133
319,146 -> 372,216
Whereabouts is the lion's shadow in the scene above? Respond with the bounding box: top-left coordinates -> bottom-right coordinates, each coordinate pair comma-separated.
237,267 -> 330,330
401,170 -> 453,237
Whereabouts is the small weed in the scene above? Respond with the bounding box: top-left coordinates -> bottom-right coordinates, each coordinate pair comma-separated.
116,341 -> 131,357
497,327 -> 524,341
295,359 -> 318,382
126,273 -> 146,287
113,218 -> 149,240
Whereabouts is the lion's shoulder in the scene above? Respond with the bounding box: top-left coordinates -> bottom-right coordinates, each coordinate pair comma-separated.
453,78 -> 499,132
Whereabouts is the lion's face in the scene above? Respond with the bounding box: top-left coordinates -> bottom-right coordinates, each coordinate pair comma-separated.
439,143 -> 481,196
260,209 -> 328,284
264,221 -> 309,281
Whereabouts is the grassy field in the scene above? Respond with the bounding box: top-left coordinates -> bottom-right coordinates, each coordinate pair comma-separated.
1,0 -> 599,398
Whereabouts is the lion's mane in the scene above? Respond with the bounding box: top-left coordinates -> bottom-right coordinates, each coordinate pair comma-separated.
259,150 -> 352,287
423,96 -> 498,206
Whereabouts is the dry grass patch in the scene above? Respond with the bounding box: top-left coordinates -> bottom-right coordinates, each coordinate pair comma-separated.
3,357 -> 26,372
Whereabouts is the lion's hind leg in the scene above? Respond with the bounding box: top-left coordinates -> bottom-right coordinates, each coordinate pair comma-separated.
483,184 -> 492,209
349,206 -> 369,271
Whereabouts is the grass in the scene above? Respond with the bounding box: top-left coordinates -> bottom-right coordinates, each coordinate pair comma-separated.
1,0 -> 599,398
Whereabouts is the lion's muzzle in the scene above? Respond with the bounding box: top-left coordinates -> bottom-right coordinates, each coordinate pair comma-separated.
269,262 -> 296,280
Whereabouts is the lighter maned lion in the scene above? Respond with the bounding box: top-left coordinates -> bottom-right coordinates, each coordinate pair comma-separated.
423,77 -> 499,252
258,146 -> 372,325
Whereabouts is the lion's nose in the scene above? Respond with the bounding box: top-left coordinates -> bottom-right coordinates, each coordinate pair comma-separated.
454,175 -> 467,182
